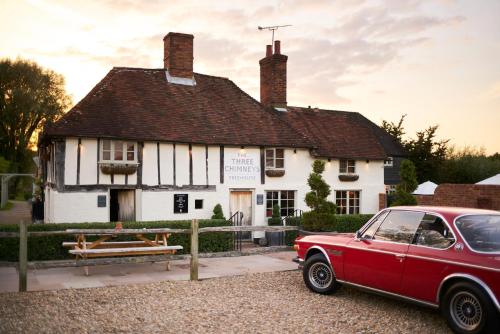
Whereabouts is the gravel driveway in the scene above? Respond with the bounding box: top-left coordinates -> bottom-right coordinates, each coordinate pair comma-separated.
0,271 -> 450,333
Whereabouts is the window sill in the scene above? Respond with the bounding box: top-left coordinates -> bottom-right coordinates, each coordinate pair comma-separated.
265,169 -> 285,177
338,174 -> 359,182
100,163 -> 138,175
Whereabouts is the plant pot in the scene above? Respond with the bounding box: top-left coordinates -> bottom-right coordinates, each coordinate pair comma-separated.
265,231 -> 284,246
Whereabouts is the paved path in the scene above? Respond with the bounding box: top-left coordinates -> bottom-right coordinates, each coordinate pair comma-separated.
0,251 -> 297,292
0,200 -> 31,225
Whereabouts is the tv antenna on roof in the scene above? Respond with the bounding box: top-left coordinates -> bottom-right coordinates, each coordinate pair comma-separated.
258,24 -> 292,49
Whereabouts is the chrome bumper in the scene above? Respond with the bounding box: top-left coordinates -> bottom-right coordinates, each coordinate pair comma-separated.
292,257 -> 304,270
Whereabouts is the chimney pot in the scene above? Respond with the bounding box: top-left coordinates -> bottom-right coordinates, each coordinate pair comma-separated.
266,45 -> 272,57
274,40 -> 281,54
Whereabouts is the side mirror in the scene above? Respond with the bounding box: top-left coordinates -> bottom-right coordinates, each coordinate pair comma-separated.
355,230 -> 362,239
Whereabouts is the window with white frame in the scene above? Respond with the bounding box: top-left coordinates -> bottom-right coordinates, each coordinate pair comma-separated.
384,157 -> 394,167
101,140 -> 137,163
385,184 -> 397,194
266,190 -> 295,217
265,148 -> 284,169
339,159 -> 356,174
335,190 -> 360,214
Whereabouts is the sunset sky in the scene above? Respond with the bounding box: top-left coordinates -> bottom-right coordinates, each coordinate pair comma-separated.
1,0 -> 499,153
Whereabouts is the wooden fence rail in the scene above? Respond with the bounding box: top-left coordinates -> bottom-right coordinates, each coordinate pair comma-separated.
0,220 -> 300,292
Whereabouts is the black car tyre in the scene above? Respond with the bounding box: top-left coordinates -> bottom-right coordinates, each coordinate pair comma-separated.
303,253 -> 341,295
442,281 -> 500,334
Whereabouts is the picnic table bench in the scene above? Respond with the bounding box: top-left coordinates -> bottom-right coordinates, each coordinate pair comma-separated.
63,228 -> 183,276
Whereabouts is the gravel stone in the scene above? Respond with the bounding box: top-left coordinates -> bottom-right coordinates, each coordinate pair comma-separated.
0,271 -> 451,333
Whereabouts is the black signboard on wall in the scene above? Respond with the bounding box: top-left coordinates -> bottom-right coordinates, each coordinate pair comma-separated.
174,194 -> 188,213
256,194 -> 264,205
97,195 -> 107,207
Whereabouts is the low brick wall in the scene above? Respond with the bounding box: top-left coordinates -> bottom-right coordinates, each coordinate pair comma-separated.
415,184 -> 500,210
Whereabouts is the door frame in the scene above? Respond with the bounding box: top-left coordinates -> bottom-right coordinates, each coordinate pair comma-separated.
108,188 -> 136,222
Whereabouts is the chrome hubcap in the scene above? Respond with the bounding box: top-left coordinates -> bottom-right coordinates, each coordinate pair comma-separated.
450,291 -> 482,331
308,262 -> 333,289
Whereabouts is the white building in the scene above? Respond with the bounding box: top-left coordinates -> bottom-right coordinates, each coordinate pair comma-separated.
39,32 -> 397,236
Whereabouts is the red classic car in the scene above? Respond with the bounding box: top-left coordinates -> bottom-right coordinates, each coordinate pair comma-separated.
294,206 -> 500,334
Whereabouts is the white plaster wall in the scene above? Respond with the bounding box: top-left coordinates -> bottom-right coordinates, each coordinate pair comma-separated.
64,138 -> 78,185
159,143 -> 174,185
175,144 -> 190,186
141,190 -> 220,221
207,146 -> 220,185
192,145 -> 206,185
80,139 -> 97,184
142,142 -> 158,185
323,159 -> 385,214
50,191 -> 109,223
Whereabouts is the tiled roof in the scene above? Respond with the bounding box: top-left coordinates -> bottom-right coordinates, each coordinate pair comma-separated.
43,67 -> 312,148
277,106 -> 400,160
44,67 -> 404,160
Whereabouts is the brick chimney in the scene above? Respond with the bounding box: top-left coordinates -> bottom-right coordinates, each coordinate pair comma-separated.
163,32 -> 194,79
259,40 -> 288,109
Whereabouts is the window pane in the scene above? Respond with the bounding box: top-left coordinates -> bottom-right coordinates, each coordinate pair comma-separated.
281,191 -> 288,199
276,149 -> 284,159
127,152 -> 134,161
266,159 -> 274,168
374,211 -> 424,244
102,140 -> 111,150
127,143 -> 134,152
275,158 -> 284,168
455,215 -> 500,253
414,214 -> 455,249
265,149 -> 274,159
103,151 -> 110,160
339,160 -> 347,173
362,211 -> 390,239
114,141 -> 123,160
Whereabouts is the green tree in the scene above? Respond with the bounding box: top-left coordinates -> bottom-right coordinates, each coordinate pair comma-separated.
381,115 -> 448,183
0,58 -> 71,170
211,203 -> 225,220
305,160 -> 336,213
392,159 -> 418,206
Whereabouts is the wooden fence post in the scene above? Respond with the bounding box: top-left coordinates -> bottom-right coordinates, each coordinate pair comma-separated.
19,219 -> 27,292
190,219 -> 199,281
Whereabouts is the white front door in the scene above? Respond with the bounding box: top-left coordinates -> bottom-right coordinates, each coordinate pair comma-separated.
230,191 -> 252,239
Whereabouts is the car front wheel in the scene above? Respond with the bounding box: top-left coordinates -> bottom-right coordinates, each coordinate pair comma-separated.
303,253 -> 341,294
442,282 -> 500,334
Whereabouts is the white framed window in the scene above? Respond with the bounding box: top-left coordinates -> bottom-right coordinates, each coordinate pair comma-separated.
265,148 -> 285,170
335,190 -> 360,214
385,184 -> 397,194
339,159 -> 356,174
101,140 -> 137,163
265,190 -> 295,217
384,157 -> 394,167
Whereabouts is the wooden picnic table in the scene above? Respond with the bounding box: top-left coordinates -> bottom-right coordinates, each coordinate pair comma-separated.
63,228 -> 183,276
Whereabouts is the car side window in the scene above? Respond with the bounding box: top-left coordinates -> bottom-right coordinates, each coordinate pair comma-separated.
413,214 -> 455,249
361,210 -> 389,239
373,210 -> 424,244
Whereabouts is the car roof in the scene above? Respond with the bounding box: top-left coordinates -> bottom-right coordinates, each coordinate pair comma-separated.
387,206 -> 500,218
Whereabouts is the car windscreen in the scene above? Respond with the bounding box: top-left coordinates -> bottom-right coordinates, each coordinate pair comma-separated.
455,215 -> 500,253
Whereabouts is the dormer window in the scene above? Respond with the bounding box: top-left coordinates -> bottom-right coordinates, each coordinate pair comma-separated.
101,140 -> 137,163
265,148 -> 284,170
339,159 -> 355,174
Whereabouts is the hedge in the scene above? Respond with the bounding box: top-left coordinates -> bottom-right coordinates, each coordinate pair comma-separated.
301,213 -> 373,233
284,216 -> 301,246
0,220 -> 232,262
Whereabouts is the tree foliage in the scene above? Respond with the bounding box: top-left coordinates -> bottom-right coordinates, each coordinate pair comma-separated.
211,203 -> 225,220
0,58 -> 71,170
305,160 -> 336,213
392,159 -> 418,206
382,115 -> 499,184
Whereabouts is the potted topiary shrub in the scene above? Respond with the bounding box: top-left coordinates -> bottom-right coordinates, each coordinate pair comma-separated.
265,204 -> 283,246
